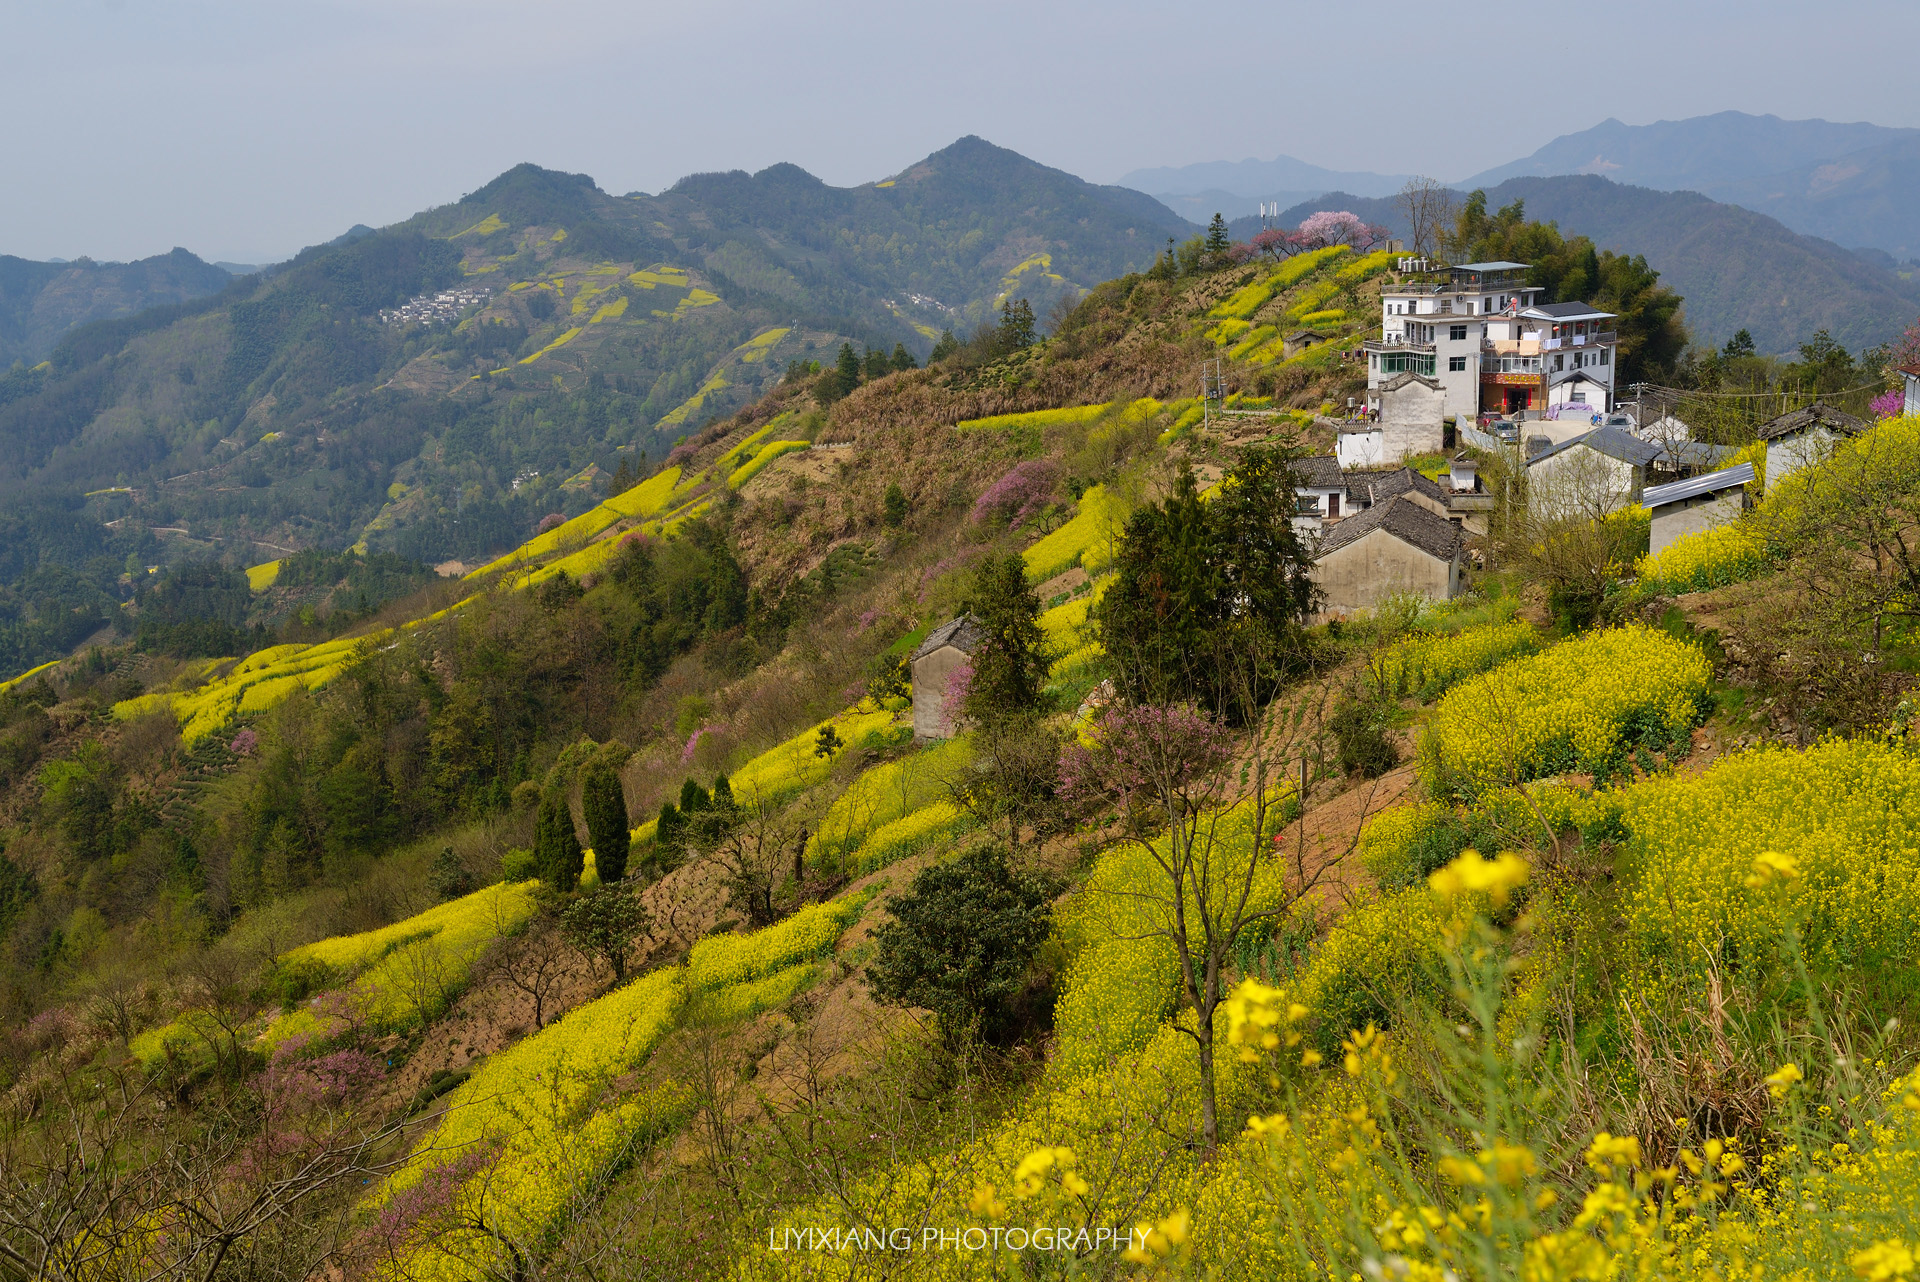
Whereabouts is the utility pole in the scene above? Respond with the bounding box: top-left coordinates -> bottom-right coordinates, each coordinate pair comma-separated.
1200,358 -> 1227,429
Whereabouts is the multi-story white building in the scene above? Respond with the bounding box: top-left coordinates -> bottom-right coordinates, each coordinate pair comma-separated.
1362,260 -> 1618,424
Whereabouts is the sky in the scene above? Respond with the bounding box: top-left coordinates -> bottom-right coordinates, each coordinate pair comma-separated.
5,0 -> 1919,265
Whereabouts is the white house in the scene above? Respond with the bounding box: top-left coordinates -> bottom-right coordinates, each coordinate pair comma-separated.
1525,426 -> 1661,518
1364,260 -> 1619,424
1291,456 -> 1351,535
1642,462 -> 1755,557
1310,494 -> 1464,616
1757,403 -> 1868,483
1902,364 -> 1919,417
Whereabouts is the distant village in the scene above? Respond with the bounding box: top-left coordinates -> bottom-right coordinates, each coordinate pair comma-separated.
378,286 -> 493,327
1278,255 -> 1871,617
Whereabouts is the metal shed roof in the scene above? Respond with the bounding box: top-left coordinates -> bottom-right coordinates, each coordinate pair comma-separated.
1641,462 -> 1756,510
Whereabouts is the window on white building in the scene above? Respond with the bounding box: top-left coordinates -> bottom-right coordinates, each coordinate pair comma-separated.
1553,354 -> 1564,371
1449,356 -> 1467,371
1449,324 -> 1467,341
1571,391 -> 1587,404
1599,349 -> 1610,366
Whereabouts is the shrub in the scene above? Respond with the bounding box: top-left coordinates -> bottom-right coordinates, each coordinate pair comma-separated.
972,459 -> 1062,528
1421,624 -> 1711,797
1330,694 -> 1399,779
868,845 -> 1058,1043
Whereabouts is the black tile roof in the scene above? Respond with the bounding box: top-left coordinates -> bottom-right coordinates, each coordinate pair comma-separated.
912,614 -> 988,661
1756,402 -> 1868,442
1526,426 -> 1662,469
1345,465 -> 1449,509
1315,494 -> 1462,563
1293,455 -> 1347,489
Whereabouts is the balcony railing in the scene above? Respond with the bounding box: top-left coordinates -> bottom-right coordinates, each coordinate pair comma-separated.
1364,337 -> 1435,355
1540,331 -> 1617,350
1481,354 -> 1544,375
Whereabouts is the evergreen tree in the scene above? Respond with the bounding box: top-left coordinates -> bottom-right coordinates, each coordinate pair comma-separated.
1096,445 -> 1319,715
882,482 -> 909,529
961,555 -> 1051,724
678,777 -> 710,814
929,329 -> 959,364
560,883 -> 649,984
996,299 -> 1037,354
581,763 -> 630,883
821,341 -> 861,402
647,800 -> 684,879
1724,329 -> 1757,358
430,845 -> 472,900
534,793 -> 584,892
890,343 -> 918,371
710,773 -> 735,812
1203,213 -> 1232,268
867,844 -> 1058,1045
862,346 -> 891,380
1148,237 -> 1177,281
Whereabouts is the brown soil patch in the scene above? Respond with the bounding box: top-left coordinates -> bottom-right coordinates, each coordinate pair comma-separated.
1037,566 -> 1089,600
1275,765 -> 1421,918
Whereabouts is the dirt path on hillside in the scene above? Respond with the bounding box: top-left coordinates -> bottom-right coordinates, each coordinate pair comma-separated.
1274,764 -> 1419,918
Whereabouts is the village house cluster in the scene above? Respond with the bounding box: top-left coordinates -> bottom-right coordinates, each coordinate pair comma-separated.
905,255 -> 1882,739
378,286 -> 493,327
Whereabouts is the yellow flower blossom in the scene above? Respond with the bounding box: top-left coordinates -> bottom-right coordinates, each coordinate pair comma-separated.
1429,849 -> 1530,907
1768,1062 -> 1805,1099
1853,1239 -> 1917,1279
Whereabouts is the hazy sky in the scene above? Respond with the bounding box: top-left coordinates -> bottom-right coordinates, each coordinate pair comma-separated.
6,0 -> 1918,264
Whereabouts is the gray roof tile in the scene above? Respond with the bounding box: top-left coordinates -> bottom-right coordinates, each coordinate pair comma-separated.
1315,494 -> 1462,563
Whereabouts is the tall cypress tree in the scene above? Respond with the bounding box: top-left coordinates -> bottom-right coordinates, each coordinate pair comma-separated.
535,793 -> 584,892
582,764 -> 630,883
1203,212 -> 1232,268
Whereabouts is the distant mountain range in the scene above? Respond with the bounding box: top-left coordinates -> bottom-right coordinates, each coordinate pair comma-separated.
1116,156 -> 1411,223
1231,176 -> 1920,356
0,137 -> 1188,571
0,248 -> 235,367
1133,111 -> 1920,261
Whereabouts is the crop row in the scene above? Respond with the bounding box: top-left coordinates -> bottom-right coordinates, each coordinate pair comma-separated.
1421,624 -> 1711,795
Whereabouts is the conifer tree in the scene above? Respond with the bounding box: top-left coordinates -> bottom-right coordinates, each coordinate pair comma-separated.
582,764 -> 630,883
929,329 -> 959,363
535,793 -> 584,893
961,554 -> 1051,723
996,299 -> 1037,354
1203,212 -> 1232,268
679,778 -> 710,814
890,343 -> 918,371
648,800 -> 684,878
821,341 -> 861,401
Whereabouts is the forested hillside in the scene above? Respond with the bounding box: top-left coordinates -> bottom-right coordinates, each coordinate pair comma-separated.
0,139 -> 1189,675
0,247 -> 234,367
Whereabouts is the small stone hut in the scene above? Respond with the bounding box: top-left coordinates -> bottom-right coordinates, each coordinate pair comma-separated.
911,615 -> 987,742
